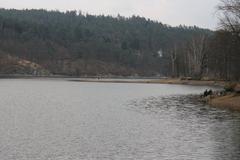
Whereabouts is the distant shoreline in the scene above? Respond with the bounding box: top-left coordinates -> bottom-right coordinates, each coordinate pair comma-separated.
0,74 -> 226,87
1,74 -> 240,111
72,78 -> 240,112
0,74 -> 162,79
69,78 -> 226,87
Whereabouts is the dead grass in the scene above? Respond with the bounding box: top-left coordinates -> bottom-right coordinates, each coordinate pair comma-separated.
150,78 -> 225,86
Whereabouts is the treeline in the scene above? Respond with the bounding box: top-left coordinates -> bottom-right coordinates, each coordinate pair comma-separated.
0,1 -> 239,80
169,0 -> 240,80
167,29 -> 240,80
0,8 -> 210,76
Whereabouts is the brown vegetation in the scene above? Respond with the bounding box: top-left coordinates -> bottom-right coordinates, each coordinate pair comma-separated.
0,51 -> 50,75
201,82 -> 240,111
209,94 -> 240,111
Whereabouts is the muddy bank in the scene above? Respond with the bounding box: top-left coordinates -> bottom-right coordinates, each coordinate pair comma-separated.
208,94 -> 240,111
201,83 -> 240,111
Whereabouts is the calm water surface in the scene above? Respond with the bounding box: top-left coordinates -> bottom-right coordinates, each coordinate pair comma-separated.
0,79 -> 240,160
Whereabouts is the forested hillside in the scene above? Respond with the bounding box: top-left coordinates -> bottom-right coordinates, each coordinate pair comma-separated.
0,9 -> 211,76
0,6 -> 239,80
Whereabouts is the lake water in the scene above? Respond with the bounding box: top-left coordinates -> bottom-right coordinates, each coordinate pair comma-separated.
0,79 -> 240,160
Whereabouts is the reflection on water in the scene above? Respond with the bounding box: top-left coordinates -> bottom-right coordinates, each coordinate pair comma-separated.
0,79 -> 239,160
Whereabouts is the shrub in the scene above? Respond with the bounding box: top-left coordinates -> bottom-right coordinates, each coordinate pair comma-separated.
224,83 -> 237,92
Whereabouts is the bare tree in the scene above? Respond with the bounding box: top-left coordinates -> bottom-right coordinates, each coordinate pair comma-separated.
170,44 -> 177,77
187,35 -> 208,78
218,0 -> 240,37
214,0 -> 240,81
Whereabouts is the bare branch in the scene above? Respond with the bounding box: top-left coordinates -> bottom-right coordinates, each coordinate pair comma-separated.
217,0 -> 240,37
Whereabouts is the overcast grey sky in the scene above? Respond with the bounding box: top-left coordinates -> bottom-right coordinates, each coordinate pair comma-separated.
1,0 -> 220,29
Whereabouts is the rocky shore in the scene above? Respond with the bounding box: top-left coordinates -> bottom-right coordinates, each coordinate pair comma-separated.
201,83 -> 240,111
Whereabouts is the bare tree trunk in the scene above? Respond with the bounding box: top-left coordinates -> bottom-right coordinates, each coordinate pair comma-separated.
187,34 -> 208,79
171,45 -> 177,77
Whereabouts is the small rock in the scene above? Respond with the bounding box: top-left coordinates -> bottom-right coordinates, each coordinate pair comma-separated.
234,84 -> 240,93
